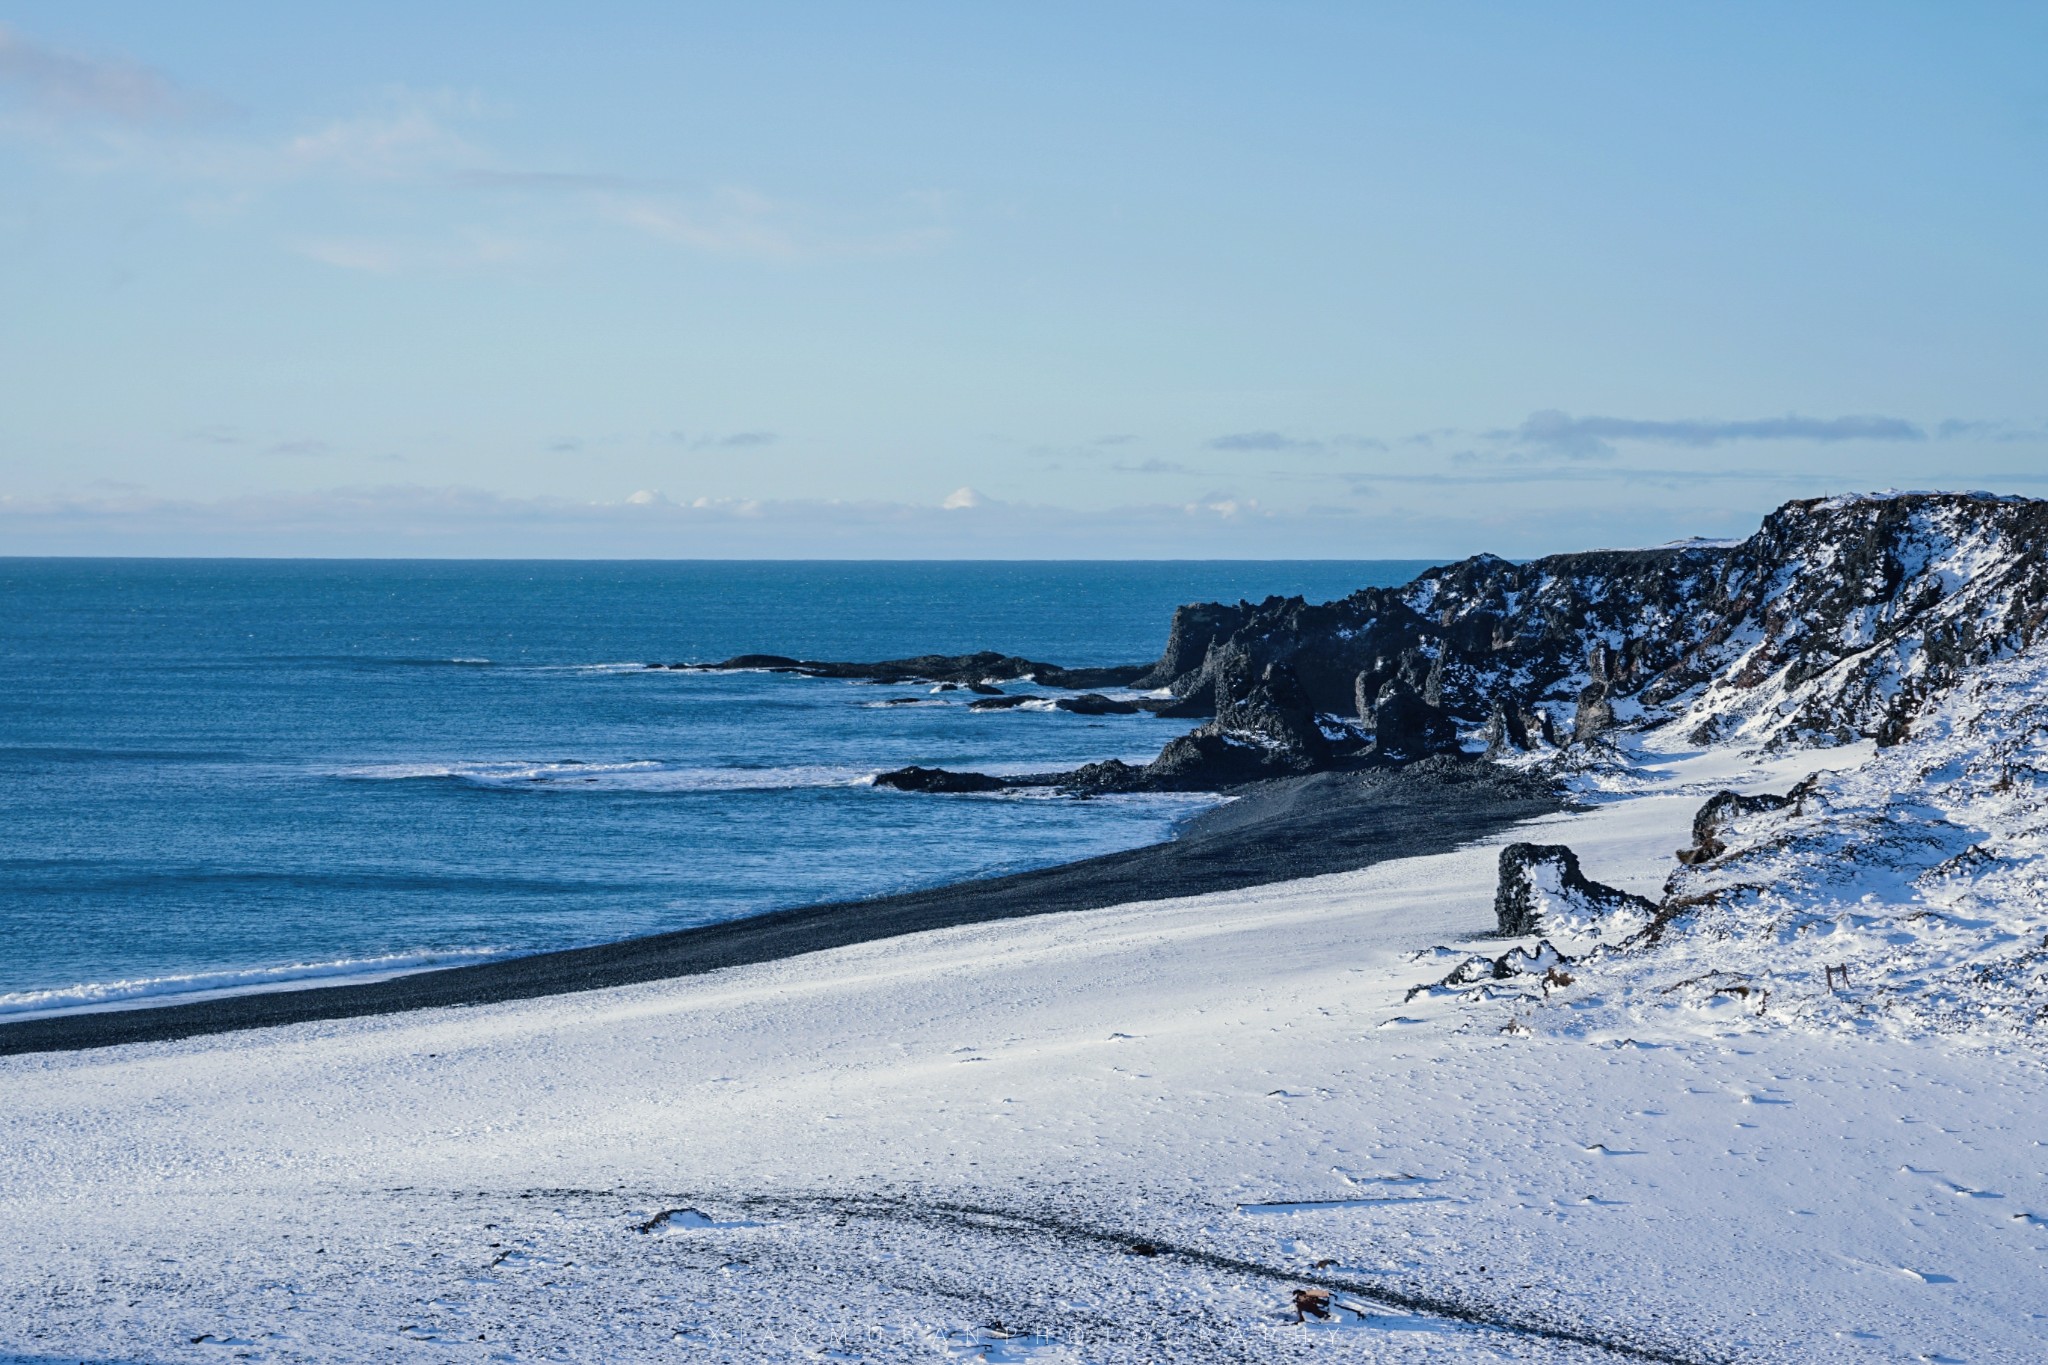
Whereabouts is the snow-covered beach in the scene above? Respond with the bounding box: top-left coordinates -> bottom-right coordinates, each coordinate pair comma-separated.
4,726 -> 2043,1363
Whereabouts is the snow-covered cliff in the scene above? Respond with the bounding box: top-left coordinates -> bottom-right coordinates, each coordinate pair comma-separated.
1147,491 -> 2048,768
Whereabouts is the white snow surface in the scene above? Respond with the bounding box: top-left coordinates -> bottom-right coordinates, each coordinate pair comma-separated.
6,715 -> 2048,1363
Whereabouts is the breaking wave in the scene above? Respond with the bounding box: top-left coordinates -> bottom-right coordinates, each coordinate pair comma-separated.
0,947 -> 509,1020
334,759 -> 881,792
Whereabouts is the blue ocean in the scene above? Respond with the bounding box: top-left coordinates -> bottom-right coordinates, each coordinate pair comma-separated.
0,560 -> 1426,1014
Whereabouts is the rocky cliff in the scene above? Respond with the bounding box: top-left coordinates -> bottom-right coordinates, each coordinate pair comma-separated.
1139,492 -> 2048,774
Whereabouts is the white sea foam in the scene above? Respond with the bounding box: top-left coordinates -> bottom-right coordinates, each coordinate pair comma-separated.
0,947 -> 509,1020
334,759 -> 882,792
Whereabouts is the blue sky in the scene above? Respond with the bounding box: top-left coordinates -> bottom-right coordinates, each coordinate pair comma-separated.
2,2 -> 2044,557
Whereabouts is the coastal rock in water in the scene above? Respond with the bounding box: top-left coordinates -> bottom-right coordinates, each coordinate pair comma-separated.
872,766 -> 1008,794
1494,842 -> 1657,937
967,695 -> 1035,711
1055,693 -> 1141,716
1139,661 -> 1333,787
1056,758 -> 1148,795
692,650 -> 1149,691
712,493 -> 2048,797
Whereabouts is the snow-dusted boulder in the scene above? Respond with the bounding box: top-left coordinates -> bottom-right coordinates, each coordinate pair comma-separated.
1494,842 -> 1656,937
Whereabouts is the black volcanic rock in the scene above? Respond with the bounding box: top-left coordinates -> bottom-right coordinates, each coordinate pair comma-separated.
1056,758 -> 1148,794
690,650 -> 1148,691
1674,785 -> 1806,865
1364,677 -> 1460,761
872,766 -> 1009,794
1480,701 -> 1533,755
1129,493 -> 2048,755
698,494 -> 2048,798
1494,843 -> 1657,936
1571,683 -> 1616,744
1055,693 -> 1141,715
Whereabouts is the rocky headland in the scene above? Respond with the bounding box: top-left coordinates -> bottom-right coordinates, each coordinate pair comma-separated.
811,492 -> 2048,796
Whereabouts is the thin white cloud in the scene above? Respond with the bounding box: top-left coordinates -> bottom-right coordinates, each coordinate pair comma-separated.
0,23 -> 210,123
1205,431 -> 1385,456
600,186 -> 948,263
8,481 -> 2039,559
1506,410 -> 1927,459
2,52 -> 948,272
296,238 -> 399,274
666,431 -> 783,451
1936,418 -> 2048,443
1208,431 -> 1321,453
285,104 -> 477,179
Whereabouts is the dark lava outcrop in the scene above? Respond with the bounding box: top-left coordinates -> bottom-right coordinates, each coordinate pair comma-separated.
1130,492 -> 2048,760
872,766 -> 1009,794
661,651 -> 1149,692
709,494 -> 2048,795
1494,843 -> 1658,936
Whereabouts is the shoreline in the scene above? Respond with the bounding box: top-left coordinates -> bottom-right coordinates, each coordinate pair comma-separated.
0,759 -> 1559,1057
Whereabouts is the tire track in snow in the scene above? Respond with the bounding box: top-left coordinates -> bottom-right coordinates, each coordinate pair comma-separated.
502,1186 -> 1723,1364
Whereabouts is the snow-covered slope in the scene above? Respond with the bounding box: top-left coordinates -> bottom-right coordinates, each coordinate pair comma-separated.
1375,494 -> 2048,1049
1543,652 -> 2048,1043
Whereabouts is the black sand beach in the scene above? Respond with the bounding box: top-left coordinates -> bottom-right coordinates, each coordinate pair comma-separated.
0,760 -> 1559,1057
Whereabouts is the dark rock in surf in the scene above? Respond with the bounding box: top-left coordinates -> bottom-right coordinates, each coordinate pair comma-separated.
873,766 -> 1009,794
689,650 -> 1148,691
1055,693 -> 1140,716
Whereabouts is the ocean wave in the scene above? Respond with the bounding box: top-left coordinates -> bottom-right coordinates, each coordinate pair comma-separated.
0,947 -> 509,1020
334,759 -> 881,792
257,654 -> 497,668
1,865 -> 624,895
521,661 -> 653,674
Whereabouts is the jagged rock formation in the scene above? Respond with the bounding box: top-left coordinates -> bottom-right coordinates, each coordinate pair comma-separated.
736,494 -> 2048,796
1673,785 -> 1810,866
1494,843 -> 1658,936
1136,492 -> 2048,760
661,651 -> 1151,693
872,766 -> 1008,794
1405,939 -> 1571,1001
